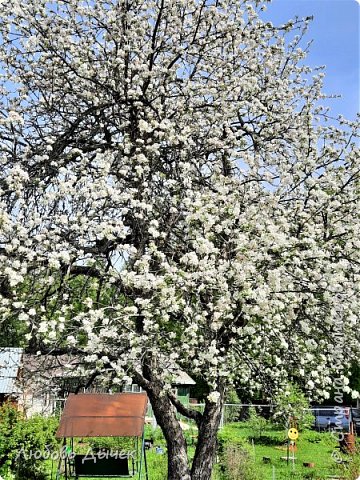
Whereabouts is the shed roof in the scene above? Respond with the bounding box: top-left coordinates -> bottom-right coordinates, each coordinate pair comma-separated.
173,370 -> 196,386
56,393 -> 148,438
0,347 -> 23,394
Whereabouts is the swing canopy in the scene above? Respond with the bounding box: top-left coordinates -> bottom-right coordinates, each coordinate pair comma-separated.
56,392 -> 148,438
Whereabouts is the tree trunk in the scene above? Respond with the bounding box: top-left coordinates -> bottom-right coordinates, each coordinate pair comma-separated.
135,363 -> 223,480
190,389 -> 224,480
146,384 -> 191,480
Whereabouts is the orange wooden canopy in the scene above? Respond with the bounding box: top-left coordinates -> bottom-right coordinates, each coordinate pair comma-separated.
56,392 -> 148,438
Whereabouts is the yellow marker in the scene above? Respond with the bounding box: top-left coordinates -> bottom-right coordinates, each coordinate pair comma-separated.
288,428 -> 299,441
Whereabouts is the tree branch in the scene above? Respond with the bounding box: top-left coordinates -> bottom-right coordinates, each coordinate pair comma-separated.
167,390 -> 202,426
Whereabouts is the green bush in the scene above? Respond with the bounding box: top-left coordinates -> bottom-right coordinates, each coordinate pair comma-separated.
0,402 -> 59,480
272,384 -> 314,431
144,425 -> 166,446
304,429 -> 334,446
245,407 -> 268,438
223,390 -> 241,423
218,424 -> 249,448
217,424 -> 261,480
217,442 -> 261,480
89,436 -> 136,452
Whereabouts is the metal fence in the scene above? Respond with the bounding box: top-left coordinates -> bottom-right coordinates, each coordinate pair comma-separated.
146,403 -> 354,432
146,403 -> 276,429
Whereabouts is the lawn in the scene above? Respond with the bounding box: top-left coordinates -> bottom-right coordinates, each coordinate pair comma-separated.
48,449 -> 168,480
214,422 -> 358,480
49,424 -> 358,480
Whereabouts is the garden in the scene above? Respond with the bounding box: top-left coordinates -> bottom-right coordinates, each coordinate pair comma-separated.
0,402 -> 359,480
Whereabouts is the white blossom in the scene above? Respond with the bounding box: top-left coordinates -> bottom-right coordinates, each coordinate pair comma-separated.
0,0 -> 358,443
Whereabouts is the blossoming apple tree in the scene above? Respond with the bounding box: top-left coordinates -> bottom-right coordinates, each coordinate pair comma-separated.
0,0 -> 359,478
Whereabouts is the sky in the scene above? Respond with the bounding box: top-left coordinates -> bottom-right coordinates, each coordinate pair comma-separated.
261,0 -> 359,120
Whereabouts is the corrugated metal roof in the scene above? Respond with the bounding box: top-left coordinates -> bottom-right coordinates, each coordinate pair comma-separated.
0,347 -> 23,394
173,370 -> 196,386
56,393 -> 148,438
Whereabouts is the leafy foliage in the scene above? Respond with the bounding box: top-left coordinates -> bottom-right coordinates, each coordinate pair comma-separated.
245,407 -> 269,438
218,443 -> 260,480
0,403 -> 59,480
272,384 -> 314,431
217,428 -> 261,480
89,436 -> 137,453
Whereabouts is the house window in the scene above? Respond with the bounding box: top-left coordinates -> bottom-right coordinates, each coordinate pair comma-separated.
123,384 -> 142,393
57,377 -> 85,397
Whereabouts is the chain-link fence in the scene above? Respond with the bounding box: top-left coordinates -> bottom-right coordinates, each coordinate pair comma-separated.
146,403 -> 355,433
146,403 -> 277,429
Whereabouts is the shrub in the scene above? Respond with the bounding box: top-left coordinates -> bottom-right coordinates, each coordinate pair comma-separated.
218,443 -> 260,480
304,429 -> 334,446
218,424 -> 249,447
217,425 -> 261,480
272,384 -> 314,431
144,425 -> 166,447
245,407 -> 268,438
89,436 -> 136,452
223,390 -> 241,423
0,402 -> 59,480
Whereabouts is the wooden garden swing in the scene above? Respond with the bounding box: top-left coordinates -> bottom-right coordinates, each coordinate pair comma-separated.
55,393 -> 149,480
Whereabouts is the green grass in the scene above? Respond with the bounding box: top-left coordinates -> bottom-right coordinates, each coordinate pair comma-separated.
44,423 -> 358,480
47,436 -> 198,480
216,422 -> 355,479
45,450 -> 168,480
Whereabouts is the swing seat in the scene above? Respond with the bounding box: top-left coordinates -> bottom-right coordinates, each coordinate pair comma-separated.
73,454 -> 131,477
56,393 -> 149,480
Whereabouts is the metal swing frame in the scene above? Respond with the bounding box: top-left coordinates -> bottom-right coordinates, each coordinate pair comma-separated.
55,393 -> 149,480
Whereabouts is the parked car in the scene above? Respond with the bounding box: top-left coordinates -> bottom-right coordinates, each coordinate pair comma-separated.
312,407 -> 351,431
351,408 -> 360,434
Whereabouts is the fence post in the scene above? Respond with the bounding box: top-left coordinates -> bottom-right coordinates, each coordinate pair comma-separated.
220,405 -> 224,429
